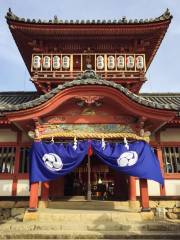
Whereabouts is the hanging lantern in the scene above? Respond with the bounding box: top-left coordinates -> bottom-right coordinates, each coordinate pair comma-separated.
126,56 -> 135,69
117,55 -> 125,69
43,56 -> 51,69
107,56 -> 115,70
33,55 -> 41,69
62,56 -> 70,69
96,55 -> 104,70
136,55 -> 144,70
53,55 -> 61,69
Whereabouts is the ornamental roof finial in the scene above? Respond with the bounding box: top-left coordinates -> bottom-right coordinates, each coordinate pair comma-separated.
54,15 -> 58,23
163,8 -> 172,19
7,8 -> 12,17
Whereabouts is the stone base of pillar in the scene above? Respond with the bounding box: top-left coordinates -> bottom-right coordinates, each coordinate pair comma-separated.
141,207 -> 151,212
141,211 -> 154,220
23,211 -> 38,222
28,208 -> 38,212
128,200 -> 139,209
38,200 -> 49,208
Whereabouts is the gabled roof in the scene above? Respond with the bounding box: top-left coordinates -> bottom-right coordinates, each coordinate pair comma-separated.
6,8 -> 172,25
0,70 -> 179,113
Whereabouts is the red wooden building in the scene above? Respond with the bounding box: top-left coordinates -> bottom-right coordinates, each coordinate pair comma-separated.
0,8 -> 180,211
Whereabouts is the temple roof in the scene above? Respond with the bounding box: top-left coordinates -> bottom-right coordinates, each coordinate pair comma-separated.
5,9 -> 172,77
0,71 -> 179,113
1,91 -> 180,108
6,8 -> 172,25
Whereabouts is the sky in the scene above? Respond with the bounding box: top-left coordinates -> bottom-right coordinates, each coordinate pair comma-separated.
0,0 -> 180,93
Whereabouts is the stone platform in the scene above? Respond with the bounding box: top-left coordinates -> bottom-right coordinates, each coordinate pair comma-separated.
0,215 -> 180,239
0,201 -> 180,239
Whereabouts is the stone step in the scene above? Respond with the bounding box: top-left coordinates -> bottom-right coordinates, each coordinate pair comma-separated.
0,230 -> 180,239
47,200 -> 140,210
1,222 -> 180,232
29,208 -> 154,223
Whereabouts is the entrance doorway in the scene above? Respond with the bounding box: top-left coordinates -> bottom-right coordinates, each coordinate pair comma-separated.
62,154 -> 129,200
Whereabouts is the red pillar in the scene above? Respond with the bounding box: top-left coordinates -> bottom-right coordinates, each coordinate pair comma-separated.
29,182 -> 39,211
157,147 -> 166,196
139,178 -> 150,211
12,131 -> 22,196
41,181 -> 49,201
129,176 -> 136,201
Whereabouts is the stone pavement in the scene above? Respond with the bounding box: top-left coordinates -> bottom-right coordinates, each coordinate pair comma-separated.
0,207 -> 180,239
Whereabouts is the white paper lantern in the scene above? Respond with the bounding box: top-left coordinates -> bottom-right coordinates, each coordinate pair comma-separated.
62,56 -> 70,69
33,55 -> 41,69
96,55 -> 104,70
107,56 -> 115,70
136,55 -> 144,69
53,55 -> 61,69
117,56 -> 125,69
43,56 -> 51,69
127,56 -> 135,69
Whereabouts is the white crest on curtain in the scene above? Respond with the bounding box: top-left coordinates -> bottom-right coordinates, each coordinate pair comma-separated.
42,153 -> 63,171
117,151 -> 138,167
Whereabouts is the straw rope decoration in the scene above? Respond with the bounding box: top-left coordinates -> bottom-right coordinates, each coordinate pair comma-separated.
35,131 -> 149,142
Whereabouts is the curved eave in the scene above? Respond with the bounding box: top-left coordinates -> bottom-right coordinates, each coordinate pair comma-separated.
0,78 -> 178,124
6,8 -> 172,26
6,15 -> 172,35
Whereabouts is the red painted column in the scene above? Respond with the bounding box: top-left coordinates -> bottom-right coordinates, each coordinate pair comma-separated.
29,182 -> 39,211
129,176 -> 137,208
157,147 -> 166,196
12,131 -> 22,196
139,178 -> 150,211
41,181 -> 49,201
129,176 -> 136,201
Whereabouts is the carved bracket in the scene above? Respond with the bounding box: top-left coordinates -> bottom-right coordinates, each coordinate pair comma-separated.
75,96 -> 104,106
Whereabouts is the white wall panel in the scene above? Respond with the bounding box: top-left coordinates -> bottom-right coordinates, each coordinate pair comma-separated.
160,128 -> 180,142
136,179 -> 140,196
148,180 -> 160,196
0,129 -> 16,142
0,180 -> 12,196
17,180 -> 30,196
165,179 -> 180,196
17,180 -> 41,196
136,179 -> 160,196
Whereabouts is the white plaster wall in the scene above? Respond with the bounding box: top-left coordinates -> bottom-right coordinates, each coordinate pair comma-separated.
0,129 -> 17,142
136,179 -> 160,196
148,180 -> 160,196
17,180 -> 30,196
160,128 -> 180,142
17,180 -> 41,196
0,180 -> 12,196
136,179 -> 140,196
165,179 -> 180,196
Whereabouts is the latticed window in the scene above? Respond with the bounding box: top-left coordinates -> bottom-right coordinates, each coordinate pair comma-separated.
0,146 -> 16,174
162,146 -> 180,173
19,147 -> 30,173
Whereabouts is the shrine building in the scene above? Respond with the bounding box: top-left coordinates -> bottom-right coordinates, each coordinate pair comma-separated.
0,8 -> 180,212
